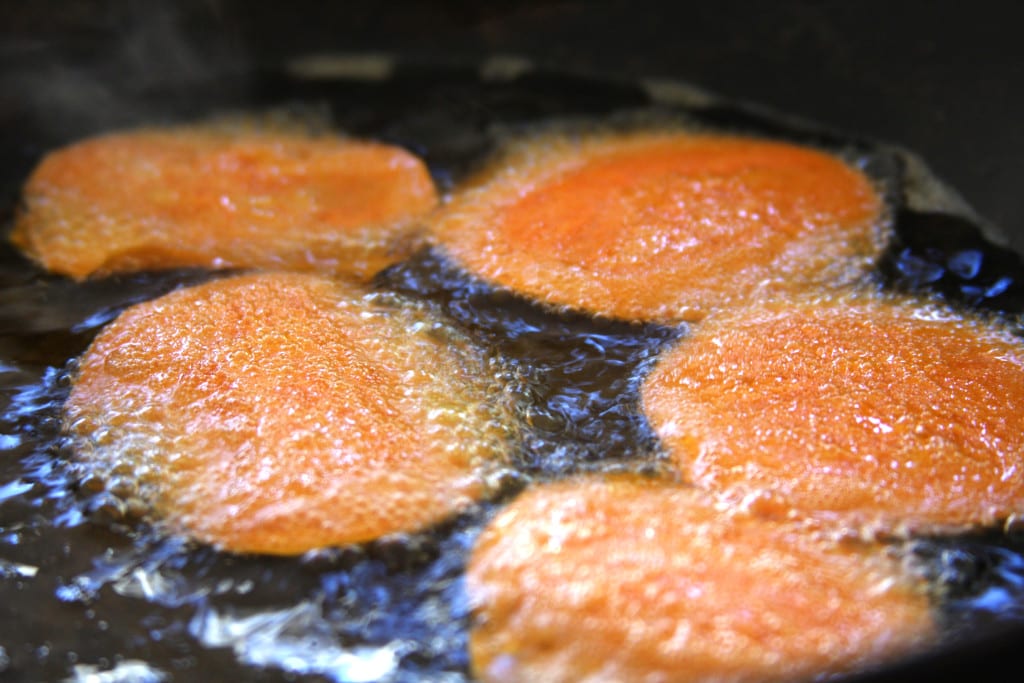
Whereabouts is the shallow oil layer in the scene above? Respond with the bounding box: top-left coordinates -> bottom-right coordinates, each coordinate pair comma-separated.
1,65 -> 1024,682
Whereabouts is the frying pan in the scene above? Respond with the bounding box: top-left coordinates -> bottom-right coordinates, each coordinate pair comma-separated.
2,4 -> 1023,682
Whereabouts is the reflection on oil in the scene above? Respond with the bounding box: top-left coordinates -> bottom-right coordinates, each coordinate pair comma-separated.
190,601 -> 404,683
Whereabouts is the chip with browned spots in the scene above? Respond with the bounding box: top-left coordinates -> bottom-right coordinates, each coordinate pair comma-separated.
466,476 -> 934,683
12,125 -> 438,280
65,272 -> 511,555
641,293 -> 1024,536
429,131 -> 884,322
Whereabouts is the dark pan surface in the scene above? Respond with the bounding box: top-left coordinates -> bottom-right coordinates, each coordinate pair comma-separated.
1,62 -> 1023,682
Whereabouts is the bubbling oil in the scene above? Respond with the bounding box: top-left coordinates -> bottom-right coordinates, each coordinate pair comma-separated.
3,76 -> 1024,682
375,247 -> 683,479
2,235 -> 1024,682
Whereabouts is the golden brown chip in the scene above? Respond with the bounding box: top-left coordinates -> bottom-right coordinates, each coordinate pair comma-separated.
429,131 -> 884,322
66,272 -> 511,555
641,293 -> 1024,535
12,126 -> 438,280
467,476 -> 934,683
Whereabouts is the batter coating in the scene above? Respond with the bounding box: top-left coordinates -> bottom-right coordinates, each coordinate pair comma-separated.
12,125 -> 438,280
65,272 -> 511,555
429,131 -> 884,322
641,293 -> 1024,535
467,477 -> 934,683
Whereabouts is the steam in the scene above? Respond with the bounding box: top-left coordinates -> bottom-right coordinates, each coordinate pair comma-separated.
2,2 -> 251,145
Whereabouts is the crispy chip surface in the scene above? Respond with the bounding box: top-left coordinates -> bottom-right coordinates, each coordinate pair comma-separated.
430,132 -> 884,322
66,272 -> 510,554
642,294 -> 1024,534
13,127 -> 438,280
467,477 -> 934,683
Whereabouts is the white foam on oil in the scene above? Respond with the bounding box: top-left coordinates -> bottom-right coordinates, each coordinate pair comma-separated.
63,660 -> 168,683
190,599 -> 405,682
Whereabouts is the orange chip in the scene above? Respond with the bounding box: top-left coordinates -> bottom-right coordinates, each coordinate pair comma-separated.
65,272 -> 511,555
429,131 -> 884,322
641,293 -> 1024,535
467,476 -> 934,683
12,126 -> 439,280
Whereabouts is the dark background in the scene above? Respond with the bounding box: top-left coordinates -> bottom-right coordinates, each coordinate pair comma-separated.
2,1 -> 1023,250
